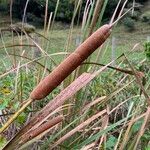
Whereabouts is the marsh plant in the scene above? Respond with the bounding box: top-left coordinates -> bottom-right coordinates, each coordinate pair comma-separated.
0,0 -> 150,150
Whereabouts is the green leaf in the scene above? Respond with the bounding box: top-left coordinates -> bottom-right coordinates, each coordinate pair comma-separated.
131,120 -> 143,133
0,135 -> 7,148
106,135 -> 117,150
0,99 -> 9,110
16,112 -> 26,124
145,146 -> 150,150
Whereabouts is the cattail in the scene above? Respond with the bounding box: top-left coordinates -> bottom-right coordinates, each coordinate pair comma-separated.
30,24 -> 111,100
20,115 -> 63,144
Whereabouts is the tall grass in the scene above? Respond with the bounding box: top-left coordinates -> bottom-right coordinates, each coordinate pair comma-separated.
0,0 -> 150,150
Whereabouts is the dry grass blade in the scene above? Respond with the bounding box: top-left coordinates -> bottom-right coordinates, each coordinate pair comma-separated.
124,56 -> 150,104
82,96 -> 106,113
119,115 -> 136,150
117,0 -> 129,23
65,0 -> 82,52
0,56 -> 42,78
0,52 -> 68,78
97,114 -> 109,147
110,0 -> 122,24
114,102 -> 134,150
134,107 -> 150,150
7,53 -> 51,73
123,112 -> 149,150
9,0 -> 13,24
44,0 -> 49,35
112,112 -> 148,150
51,0 -> 60,30
22,0 -> 29,23
26,33 -> 51,57
51,109 -> 107,148
82,62 -> 141,75
89,0 -> 104,35
82,0 -> 91,30
0,44 -> 36,50
46,12 -> 53,35
80,142 -> 96,150
109,95 -> 139,114
111,7 -> 134,27
123,113 -> 147,132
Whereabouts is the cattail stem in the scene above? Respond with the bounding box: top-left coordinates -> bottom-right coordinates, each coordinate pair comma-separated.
0,98 -> 33,134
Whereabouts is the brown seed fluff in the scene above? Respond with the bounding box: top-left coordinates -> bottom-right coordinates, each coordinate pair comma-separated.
30,24 -> 111,100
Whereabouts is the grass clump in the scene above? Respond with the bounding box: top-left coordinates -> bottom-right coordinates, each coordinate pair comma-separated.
10,22 -> 36,34
123,17 -> 136,31
141,11 -> 150,24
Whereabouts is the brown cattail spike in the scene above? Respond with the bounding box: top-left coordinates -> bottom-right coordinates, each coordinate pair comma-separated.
20,115 -> 63,144
30,24 -> 111,100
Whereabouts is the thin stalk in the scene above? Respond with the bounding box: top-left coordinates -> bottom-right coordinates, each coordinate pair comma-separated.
44,0 -> 49,36
97,0 -> 109,27
0,98 -> 33,133
9,0 -> 13,24
22,0 -> 30,24
89,0 -> 104,36
51,0 -> 60,30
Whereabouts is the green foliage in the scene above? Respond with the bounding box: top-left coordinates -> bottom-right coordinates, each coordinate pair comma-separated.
141,130 -> 150,150
144,42 -> 150,60
12,0 -> 75,23
26,12 -> 43,26
131,120 -> 143,133
145,146 -> 150,150
0,3 -> 6,11
141,11 -> 150,24
136,0 -> 149,3
0,0 -> 149,24
123,17 -> 135,31
16,112 -> 27,125
130,11 -> 141,21
0,135 -> 7,148
0,0 -> 8,11
123,7 -> 141,21
106,135 -> 118,150
5,0 -> 149,25
0,75 -> 14,110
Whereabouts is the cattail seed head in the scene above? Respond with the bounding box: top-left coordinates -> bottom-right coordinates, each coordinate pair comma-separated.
30,24 -> 111,100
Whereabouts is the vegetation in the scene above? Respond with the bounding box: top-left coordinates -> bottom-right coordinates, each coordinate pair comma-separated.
0,0 -> 150,150
141,11 -> 150,24
123,17 -> 135,31
0,0 -> 148,24
145,42 -> 150,60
